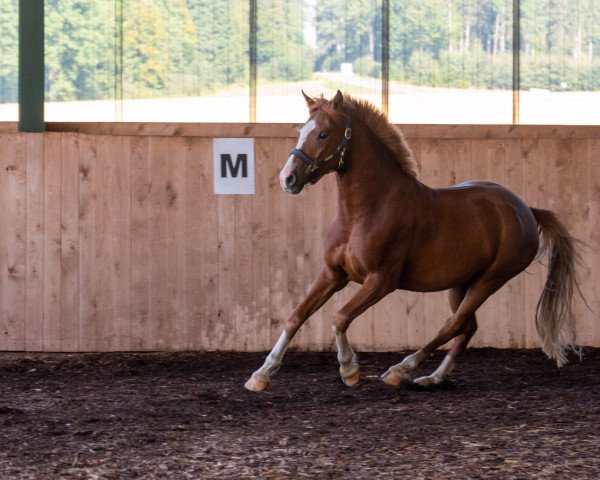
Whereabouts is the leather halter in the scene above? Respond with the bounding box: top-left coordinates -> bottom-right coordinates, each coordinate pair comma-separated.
290,123 -> 352,179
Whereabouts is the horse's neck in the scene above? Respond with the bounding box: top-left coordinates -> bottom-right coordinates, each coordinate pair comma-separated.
335,130 -> 422,218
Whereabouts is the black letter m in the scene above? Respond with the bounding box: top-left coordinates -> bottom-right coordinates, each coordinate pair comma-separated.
221,153 -> 248,178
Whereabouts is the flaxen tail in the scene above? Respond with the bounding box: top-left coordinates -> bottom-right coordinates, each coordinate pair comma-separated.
531,208 -> 580,367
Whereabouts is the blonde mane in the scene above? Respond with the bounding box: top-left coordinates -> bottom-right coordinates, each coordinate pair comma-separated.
317,94 -> 418,178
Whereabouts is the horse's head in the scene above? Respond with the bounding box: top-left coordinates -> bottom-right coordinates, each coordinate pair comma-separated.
279,90 -> 351,194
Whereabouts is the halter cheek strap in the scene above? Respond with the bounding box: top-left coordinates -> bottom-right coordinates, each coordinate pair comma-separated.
290,124 -> 352,174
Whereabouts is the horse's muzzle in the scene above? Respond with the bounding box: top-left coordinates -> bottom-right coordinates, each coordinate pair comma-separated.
284,176 -> 305,195
285,173 -> 297,190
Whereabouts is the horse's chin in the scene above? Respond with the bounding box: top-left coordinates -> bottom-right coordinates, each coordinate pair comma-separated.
283,170 -> 325,194
284,184 -> 305,195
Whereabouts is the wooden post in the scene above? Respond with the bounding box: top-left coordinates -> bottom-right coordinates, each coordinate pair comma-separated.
19,0 -> 45,132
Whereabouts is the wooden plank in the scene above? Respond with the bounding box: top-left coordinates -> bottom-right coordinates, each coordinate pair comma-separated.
0,134 -> 8,350
0,134 -> 11,349
78,134 -> 97,352
470,139 -> 492,182
575,139 -> 600,345
25,134 -> 45,351
217,185 -> 236,350
163,137 -> 186,350
452,139 -> 473,184
43,133 -> 63,351
520,138 -> 543,348
197,138 -> 220,350
9,134 -> 27,350
112,136 -> 132,351
95,135 -> 116,351
60,133 -> 80,351
183,137 -> 216,350
144,136 -> 186,351
0,134 -> 27,350
234,191 -> 254,351
130,136 -> 151,349
249,139 -> 273,351
585,139 -> 600,346
148,136 -> 169,350
570,139 -> 593,346
504,140 -> 526,348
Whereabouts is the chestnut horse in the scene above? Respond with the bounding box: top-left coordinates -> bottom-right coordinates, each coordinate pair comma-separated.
245,91 -> 579,392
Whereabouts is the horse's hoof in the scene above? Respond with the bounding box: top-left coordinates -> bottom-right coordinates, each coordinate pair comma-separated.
244,376 -> 269,392
343,369 -> 360,387
381,369 -> 404,387
412,375 -> 437,387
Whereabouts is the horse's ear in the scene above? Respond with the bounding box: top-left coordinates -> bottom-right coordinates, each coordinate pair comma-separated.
331,90 -> 344,110
301,90 -> 316,108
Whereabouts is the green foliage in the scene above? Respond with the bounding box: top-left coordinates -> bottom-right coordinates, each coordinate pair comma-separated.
316,0 -> 381,71
258,0 -> 313,82
0,0 -> 18,102
2,0 -> 600,104
45,0 -> 116,101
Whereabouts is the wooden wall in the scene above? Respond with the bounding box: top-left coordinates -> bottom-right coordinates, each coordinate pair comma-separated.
0,124 -> 598,352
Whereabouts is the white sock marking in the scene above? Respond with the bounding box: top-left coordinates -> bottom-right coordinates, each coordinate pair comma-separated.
431,354 -> 455,380
333,326 -> 359,378
253,331 -> 290,381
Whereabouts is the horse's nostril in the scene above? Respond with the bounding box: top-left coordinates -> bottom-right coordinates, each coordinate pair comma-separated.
286,174 -> 296,188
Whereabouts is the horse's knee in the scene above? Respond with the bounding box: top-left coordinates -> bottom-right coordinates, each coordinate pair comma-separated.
333,313 -> 351,333
283,314 -> 305,337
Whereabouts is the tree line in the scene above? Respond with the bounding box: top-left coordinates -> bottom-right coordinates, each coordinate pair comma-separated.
1,0 -> 599,103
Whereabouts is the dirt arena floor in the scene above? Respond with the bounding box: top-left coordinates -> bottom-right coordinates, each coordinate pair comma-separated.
1,347 -> 599,479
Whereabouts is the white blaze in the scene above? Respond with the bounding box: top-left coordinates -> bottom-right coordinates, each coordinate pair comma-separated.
279,120 -> 316,191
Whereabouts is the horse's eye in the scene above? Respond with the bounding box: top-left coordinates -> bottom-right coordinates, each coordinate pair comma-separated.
318,131 -> 328,139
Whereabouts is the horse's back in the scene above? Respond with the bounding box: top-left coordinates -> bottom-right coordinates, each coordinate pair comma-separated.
399,180 -> 539,291
438,180 -> 538,244
445,181 -> 533,216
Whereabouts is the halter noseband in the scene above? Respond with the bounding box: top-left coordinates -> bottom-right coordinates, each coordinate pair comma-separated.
290,123 -> 352,178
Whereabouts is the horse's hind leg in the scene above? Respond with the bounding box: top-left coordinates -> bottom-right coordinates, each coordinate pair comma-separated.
413,287 -> 478,386
412,315 -> 477,386
412,277 -> 507,387
381,285 -> 478,387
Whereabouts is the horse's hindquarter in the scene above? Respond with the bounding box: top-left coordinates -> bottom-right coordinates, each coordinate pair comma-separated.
397,181 -> 540,292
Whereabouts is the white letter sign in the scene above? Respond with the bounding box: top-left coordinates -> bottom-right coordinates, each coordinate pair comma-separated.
213,138 -> 255,194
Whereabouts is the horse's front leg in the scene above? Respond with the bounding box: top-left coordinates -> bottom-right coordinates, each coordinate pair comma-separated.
332,273 -> 395,387
245,266 -> 347,392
